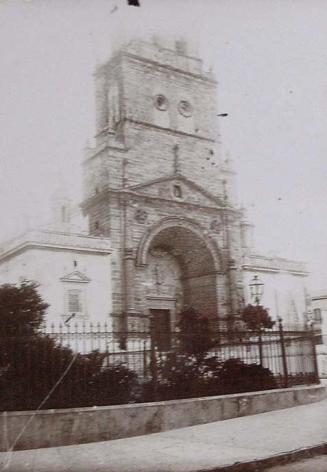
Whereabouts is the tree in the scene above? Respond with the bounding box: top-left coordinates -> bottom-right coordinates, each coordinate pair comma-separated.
241,304 -> 275,367
0,281 -> 138,410
142,307 -> 219,401
177,307 -> 214,358
0,280 -> 49,336
241,304 -> 275,331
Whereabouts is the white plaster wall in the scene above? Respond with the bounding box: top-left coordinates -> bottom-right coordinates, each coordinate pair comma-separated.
312,297 -> 327,340
243,270 -> 308,325
0,248 -> 112,328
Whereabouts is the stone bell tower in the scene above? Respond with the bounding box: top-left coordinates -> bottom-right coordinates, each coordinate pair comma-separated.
82,37 -> 245,333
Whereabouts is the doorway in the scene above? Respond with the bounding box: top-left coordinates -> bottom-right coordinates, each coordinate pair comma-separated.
150,309 -> 171,351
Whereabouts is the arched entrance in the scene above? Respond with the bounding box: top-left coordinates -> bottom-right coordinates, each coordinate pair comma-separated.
137,219 -> 221,345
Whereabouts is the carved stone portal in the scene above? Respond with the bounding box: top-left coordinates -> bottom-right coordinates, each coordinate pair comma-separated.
146,249 -> 183,306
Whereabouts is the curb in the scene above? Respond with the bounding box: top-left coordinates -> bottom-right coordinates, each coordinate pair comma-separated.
198,442 -> 327,471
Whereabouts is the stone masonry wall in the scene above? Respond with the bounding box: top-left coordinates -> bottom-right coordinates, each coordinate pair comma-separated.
82,39 -> 246,325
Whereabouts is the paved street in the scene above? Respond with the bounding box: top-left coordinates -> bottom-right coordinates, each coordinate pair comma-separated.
266,455 -> 327,471
0,397 -> 327,472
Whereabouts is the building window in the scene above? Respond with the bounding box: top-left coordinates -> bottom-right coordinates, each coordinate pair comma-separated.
173,184 -> 182,199
67,289 -> 83,313
313,308 -> 322,323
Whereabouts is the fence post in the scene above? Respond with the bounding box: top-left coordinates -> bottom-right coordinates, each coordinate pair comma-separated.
258,329 -> 263,366
143,340 -> 147,378
150,317 -> 158,401
278,318 -> 289,388
310,323 -> 320,383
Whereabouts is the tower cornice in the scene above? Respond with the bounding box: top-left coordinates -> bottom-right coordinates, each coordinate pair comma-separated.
121,51 -> 217,85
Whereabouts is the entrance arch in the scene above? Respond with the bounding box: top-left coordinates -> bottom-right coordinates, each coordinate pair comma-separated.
137,218 -> 222,320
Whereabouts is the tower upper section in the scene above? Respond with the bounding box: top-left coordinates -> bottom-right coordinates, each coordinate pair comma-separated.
84,38 -> 229,201
94,38 -> 219,143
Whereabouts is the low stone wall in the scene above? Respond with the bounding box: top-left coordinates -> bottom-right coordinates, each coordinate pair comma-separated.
0,384 -> 325,452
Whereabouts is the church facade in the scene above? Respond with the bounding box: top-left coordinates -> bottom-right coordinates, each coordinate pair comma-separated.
0,38 -> 309,335
81,38 -> 308,335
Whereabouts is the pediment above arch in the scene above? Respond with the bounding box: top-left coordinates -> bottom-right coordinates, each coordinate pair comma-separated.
126,174 -> 225,208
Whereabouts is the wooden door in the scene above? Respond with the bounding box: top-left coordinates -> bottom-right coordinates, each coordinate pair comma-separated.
150,309 -> 171,351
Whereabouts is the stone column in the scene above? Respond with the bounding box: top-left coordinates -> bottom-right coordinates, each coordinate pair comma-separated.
216,271 -> 228,330
122,200 -> 138,334
124,247 -> 136,315
226,259 -> 239,315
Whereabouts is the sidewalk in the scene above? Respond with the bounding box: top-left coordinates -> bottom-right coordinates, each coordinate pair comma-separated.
0,398 -> 327,472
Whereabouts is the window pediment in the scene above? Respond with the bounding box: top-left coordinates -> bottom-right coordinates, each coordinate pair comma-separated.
60,270 -> 91,284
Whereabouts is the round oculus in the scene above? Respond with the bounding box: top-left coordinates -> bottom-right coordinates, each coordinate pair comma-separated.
178,100 -> 193,117
154,94 -> 169,111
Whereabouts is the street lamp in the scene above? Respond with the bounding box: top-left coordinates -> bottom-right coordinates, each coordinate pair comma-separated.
249,275 -> 265,366
249,275 -> 264,306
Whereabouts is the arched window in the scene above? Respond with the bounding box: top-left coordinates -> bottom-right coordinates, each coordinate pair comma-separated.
173,184 -> 182,199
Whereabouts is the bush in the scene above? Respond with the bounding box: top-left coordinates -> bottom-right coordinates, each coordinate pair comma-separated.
218,358 -> 277,393
141,354 -> 277,402
84,362 -> 139,407
241,304 -> 275,331
139,307 -> 277,402
157,354 -> 222,400
0,281 -> 138,411
0,333 -> 139,410
177,307 -> 214,358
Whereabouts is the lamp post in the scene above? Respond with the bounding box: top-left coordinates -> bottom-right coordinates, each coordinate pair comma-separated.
249,275 -> 264,306
249,275 -> 264,365
222,180 -> 236,334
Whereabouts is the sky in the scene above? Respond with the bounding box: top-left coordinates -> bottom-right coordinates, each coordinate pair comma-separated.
0,0 -> 327,288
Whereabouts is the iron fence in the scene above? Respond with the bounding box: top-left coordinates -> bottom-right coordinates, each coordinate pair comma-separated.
46,320 -> 319,384
0,320 -> 319,411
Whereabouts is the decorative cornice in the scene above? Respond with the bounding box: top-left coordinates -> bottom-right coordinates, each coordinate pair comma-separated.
83,141 -> 128,164
122,50 -> 216,85
311,292 -> 327,301
0,230 -> 112,263
83,116 -> 215,164
81,173 -> 243,217
242,254 -> 308,276
81,186 -> 240,216
123,118 -> 215,142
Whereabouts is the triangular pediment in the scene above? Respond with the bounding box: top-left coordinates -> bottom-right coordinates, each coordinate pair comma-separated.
60,270 -> 91,283
126,174 -> 224,208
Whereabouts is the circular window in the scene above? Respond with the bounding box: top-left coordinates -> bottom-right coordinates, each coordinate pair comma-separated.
178,100 -> 193,117
154,94 -> 169,111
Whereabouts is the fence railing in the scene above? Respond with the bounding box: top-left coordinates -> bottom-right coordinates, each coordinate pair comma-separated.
0,320 -> 319,411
